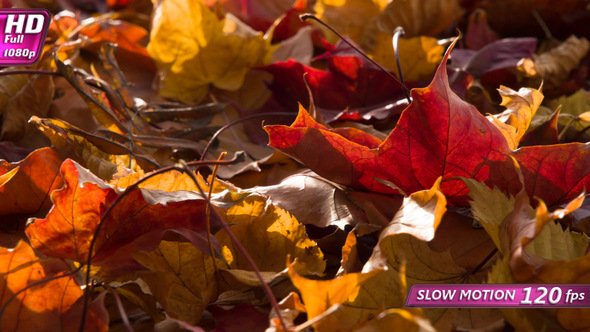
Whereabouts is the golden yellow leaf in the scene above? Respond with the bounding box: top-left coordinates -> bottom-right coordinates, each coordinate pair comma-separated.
217,190 -> 325,276
132,175 -> 324,324
373,34 -> 444,82
377,0 -> 464,37
148,0 -> 273,104
339,231 -> 360,275
313,0 -> 380,47
288,263 -> 383,331
134,240 -> 221,325
379,176 -> 446,242
487,86 -> 544,149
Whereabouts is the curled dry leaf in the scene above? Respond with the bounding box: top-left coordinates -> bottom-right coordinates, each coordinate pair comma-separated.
30,116 -> 157,180
487,86 -> 543,150
359,180 -> 498,331
0,240 -> 108,332
246,172 -> 367,230
377,0 -> 464,37
521,35 -> 590,90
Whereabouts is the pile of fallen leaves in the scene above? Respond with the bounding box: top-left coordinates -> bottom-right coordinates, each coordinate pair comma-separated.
1,0 -> 590,331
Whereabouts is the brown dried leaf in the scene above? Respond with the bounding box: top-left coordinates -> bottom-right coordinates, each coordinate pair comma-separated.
0,71 -> 54,142
529,35 -> 590,90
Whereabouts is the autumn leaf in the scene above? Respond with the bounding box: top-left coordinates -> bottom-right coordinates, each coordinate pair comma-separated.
30,116 -> 153,180
133,175 -> 324,323
0,147 -> 63,216
0,70 -> 54,142
266,39 -> 590,207
288,262 -> 384,331
211,177 -> 326,277
520,35 -> 590,91
78,17 -> 154,68
247,172 -> 368,230
255,53 -> 409,123
148,0 -> 273,104
487,85 -> 543,149
134,240 -> 220,325
0,241 -> 108,332
25,159 -> 233,274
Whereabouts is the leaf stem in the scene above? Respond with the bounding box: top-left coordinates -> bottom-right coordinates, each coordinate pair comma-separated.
103,283 -> 134,332
0,69 -> 61,76
179,161 -> 288,330
468,248 -> 498,276
392,27 -> 407,93
300,13 -> 411,103
558,116 -> 575,141
206,153 -> 227,283
532,9 -> 553,40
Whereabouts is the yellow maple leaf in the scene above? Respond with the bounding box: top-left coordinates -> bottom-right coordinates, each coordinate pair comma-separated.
148,0 -> 273,104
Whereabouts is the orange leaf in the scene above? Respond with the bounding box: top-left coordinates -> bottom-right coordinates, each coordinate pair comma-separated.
0,147 -> 63,215
0,241 -> 107,332
25,159 -> 225,275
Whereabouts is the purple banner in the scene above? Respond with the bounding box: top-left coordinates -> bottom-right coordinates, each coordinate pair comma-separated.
405,284 -> 590,307
0,9 -> 50,66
